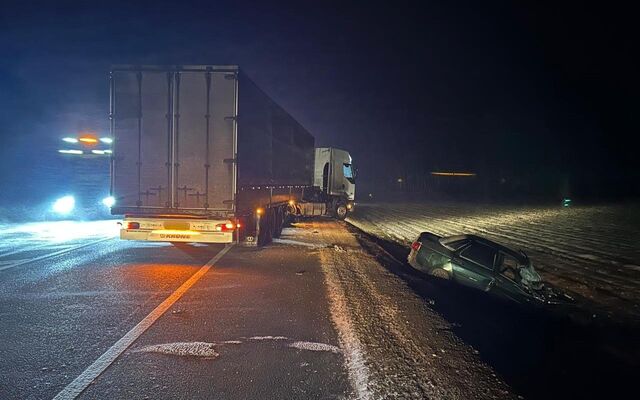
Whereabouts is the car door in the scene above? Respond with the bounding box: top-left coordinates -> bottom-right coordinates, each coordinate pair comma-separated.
453,242 -> 497,291
492,251 -> 528,303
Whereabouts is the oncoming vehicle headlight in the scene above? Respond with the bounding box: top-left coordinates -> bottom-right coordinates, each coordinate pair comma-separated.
102,196 -> 116,208
52,196 -> 75,214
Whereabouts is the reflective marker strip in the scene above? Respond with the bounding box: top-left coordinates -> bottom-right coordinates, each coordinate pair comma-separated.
0,237 -> 113,272
53,244 -> 233,400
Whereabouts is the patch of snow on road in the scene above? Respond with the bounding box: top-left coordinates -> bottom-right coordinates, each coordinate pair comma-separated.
248,335 -> 288,341
288,341 -> 342,353
134,342 -> 218,358
272,238 -> 321,248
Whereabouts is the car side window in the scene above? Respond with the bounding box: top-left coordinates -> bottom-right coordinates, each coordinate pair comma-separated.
497,251 -> 520,281
445,239 -> 469,251
460,243 -> 495,270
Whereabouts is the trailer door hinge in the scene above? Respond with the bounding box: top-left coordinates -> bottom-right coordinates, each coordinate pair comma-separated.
224,115 -> 237,122
223,158 -> 237,164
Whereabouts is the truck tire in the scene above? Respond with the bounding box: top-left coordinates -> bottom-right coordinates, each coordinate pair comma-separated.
257,209 -> 273,246
273,207 -> 283,238
334,201 -> 348,220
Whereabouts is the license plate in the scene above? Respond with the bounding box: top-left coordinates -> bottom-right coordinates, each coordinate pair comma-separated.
163,221 -> 190,230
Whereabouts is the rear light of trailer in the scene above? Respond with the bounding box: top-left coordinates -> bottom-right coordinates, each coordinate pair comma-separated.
215,222 -> 236,232
411,241 -> 422,251
126,222 -> 140,230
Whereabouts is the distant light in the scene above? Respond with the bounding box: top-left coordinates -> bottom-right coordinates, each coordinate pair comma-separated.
431,172 -> 477,177
91,149 -> 106,155
79,136 -> 98,144
62,137 -> 78,143
562,198 -> 572,207
58,149 -> 83,155
397,178 -> 403,183
52,196 -> 75,214
100,137 -> 113,144
102,196 -> 116,208
104,149 -> 112,154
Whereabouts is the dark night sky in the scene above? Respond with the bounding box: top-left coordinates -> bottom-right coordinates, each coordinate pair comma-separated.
0,0 -> 637,204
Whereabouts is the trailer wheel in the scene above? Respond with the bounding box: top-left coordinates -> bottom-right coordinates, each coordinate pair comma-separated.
273,207 -> 284,238
257,208 -> 273,246
266,209 -> 274,243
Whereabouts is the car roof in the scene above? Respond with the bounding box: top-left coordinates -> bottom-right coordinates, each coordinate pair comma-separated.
443,234 -> 527,262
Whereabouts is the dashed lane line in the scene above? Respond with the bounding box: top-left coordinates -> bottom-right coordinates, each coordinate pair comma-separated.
52,244 -> 233,400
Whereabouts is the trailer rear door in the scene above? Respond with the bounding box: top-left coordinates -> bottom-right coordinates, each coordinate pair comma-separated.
111,66 -> 237,215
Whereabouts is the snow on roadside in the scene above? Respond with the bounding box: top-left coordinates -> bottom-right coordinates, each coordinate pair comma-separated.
318,239 -> 374,400
348,202 -> 640,318
316,220 -> 514,399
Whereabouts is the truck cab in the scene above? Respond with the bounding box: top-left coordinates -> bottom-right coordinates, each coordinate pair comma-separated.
313,148 -> 356,219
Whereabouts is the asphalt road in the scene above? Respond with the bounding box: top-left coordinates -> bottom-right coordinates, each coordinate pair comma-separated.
0,221 -> 350,400
4,218 -> 635,399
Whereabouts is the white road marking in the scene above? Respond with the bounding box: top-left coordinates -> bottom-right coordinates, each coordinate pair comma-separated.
0,241 -> 52,258
0,237 -> 114,272
52,244 -> 233,400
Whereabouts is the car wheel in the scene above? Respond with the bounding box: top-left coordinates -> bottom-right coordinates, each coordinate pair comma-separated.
431,268 -> 450,280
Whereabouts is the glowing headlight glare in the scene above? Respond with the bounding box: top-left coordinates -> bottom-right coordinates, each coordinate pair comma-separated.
52,196 -> 75,214
100,137 -> 113,144
102,196 -> 116,208
62,137 -> 78,143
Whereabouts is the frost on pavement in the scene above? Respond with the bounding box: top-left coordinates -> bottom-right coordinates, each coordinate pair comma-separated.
316,220 -> 513,400
347,203 -> 640,319
288,341 -> 342,353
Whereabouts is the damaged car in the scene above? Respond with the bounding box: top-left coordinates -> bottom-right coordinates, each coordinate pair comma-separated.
408,232 -> 550,304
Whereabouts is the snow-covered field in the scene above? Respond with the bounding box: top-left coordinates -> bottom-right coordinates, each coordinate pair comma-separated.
348,203 -> 640,319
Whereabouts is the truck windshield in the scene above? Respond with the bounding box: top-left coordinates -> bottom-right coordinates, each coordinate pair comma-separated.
343,163 -> 355,183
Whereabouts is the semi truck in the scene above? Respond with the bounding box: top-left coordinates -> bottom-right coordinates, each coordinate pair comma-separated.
109,65 -> 355,245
